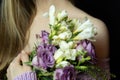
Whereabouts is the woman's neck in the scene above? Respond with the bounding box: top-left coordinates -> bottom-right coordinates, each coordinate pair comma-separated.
36,0 -> 74,14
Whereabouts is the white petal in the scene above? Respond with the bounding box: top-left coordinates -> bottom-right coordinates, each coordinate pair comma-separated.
49,5 -> 56,25
74,19 -> 93,34
57,10 -> 68,21
54,49 -> 64,60
59,41 -> 69,50
56,61 -> 70,68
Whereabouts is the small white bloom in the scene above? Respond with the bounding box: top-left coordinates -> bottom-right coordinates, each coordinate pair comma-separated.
59,26 -> 68,32
53,35 -> 59,39
49,5 -> 56,25
73,27 -> 97,41
61,21 -> 68,26
54,49 -> 64,61
59,41 -> 69,51
56,61 -> 71,68
74,19 -> 94,34
57,10 -> 68,21
71,19 -> 82,31
58,30 -> 72,40
65,49 -> 77,60
68,41 -> 74,49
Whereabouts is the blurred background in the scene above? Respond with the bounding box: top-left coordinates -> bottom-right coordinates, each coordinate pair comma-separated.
74,0 -> 120,80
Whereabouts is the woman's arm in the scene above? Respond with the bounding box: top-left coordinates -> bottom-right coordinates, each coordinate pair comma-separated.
93,19 -> 110,68
92,19 -> 110,79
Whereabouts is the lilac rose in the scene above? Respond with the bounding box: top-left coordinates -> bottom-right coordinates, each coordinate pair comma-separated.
76,40 -> 96,61
54,66 -> 76,80
32,43 -> 57,69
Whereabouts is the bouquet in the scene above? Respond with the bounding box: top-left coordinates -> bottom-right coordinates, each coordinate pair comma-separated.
25,5 -> 110,80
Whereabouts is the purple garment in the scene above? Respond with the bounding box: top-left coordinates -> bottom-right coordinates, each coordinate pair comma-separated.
14,71 -> 37,80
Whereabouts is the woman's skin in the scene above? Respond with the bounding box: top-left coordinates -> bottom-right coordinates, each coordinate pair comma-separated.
7,51 -> 31,80
7,0 -> 109,79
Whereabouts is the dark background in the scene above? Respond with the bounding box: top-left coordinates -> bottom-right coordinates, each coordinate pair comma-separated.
74,0 -> 120,80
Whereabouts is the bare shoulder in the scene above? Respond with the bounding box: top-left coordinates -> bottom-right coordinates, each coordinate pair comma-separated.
90,18 -> 109,59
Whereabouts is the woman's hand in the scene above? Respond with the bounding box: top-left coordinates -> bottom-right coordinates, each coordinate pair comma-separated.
6,51 -> 32,80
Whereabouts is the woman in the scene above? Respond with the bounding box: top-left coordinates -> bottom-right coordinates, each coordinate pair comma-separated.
0,0 -> 110,79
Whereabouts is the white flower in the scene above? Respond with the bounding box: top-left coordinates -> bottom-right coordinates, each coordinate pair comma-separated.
59,41 -> 74,51
64,49 -> 77,60
68,41 -> 74,49
71,19 -> 82,31
61,21 -> 68,26
73,19 -> 93,34
58,26 -> 68,32
58,30 -> 72,40
59,41 -> 69,50
57,10 -> 68,21
56,61 -> 71,68
54,49 -> 64,63
73,19 -> 97,41
73,27 -> 97,41
52,30 -> 72,45
49,5 -> 56,25
58,21 -> 69,32
59,41 -> 77,60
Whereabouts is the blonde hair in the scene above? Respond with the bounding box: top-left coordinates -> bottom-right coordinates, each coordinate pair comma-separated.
0,0 -> 36,76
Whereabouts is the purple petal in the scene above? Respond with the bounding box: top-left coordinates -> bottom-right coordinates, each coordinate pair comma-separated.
41,30 -> 49,43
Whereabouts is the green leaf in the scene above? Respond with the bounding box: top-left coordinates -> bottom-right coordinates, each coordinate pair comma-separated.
24,61 -> 32,66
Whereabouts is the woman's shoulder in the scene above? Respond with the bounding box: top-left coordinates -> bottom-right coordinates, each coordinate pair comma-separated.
70,7 -> 109,38
70,7 -> 109,58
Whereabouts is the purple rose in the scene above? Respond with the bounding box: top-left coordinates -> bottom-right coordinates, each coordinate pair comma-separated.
77,40 -> 96,60
32,43 -> 57,69
54,66 -> 76,80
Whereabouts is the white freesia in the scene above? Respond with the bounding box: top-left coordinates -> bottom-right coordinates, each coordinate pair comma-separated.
59,41 -> 77,60
54,41 -> 78,62
68,41 -> 74,49
59,41 -> 74,51
58,21 -> 69,32
64,49 -> 77,60
56,61 -> 71,68
52,30 -> 72,45
57,10 -> 68,21
73,27 -> 97,41
49,5 -> 55,25
59,41 -> 69,50
61,21 -> 68,26
73,19 -> 95,34
58,26 -> 68,32
58,30 -> 72,40
54,49 -> 64,63
71,19 -> 82,31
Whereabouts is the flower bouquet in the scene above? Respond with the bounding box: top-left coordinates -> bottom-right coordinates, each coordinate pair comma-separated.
25,5 -> 110,80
